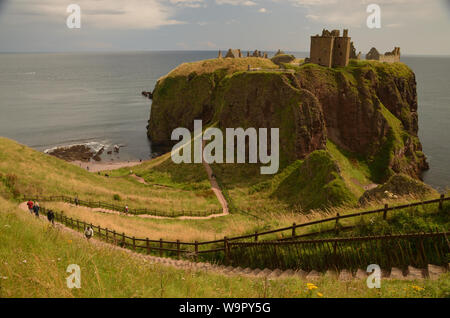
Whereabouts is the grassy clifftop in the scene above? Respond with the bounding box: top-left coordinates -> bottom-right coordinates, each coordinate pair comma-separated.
147,57 -> 432,211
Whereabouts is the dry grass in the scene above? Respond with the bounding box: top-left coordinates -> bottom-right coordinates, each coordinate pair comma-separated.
162,57 -> 278,79
0,137 -> 220,213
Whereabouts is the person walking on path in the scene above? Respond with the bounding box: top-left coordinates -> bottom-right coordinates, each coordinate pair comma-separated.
74,197 -> 79,206
47,209 -> 55,225
124,205 -> 129,214
27,200 -> 34,214
84,226 -> 94,240
32,201 -> 40,218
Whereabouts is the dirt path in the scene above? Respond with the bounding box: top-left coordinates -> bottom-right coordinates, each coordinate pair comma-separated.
17,202 -> 445,281
202,140 -> 229,215
71,160 -> 142,172
20,199 -> 225,221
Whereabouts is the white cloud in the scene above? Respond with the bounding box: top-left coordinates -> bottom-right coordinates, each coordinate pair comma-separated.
258,8 -> 268,13
288,0 -> 445,27
170,0 -> 206,8
216,0 -> 258,6
6,0 -> 183,29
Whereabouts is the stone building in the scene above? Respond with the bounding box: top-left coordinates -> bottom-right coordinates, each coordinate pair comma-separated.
225,49 -> 243,58
349,42 -> 361,60
366,47 -> 400,63
309,29 -> 351,67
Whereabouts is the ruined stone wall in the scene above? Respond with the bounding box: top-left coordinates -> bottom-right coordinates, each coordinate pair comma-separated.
332,37 -> 351,67
310,36 -> 334,67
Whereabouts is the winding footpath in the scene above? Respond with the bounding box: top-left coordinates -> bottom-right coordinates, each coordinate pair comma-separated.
17,202 -> 448,281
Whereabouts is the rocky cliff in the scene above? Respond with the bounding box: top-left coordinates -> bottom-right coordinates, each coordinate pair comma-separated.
147,58 -> 428,183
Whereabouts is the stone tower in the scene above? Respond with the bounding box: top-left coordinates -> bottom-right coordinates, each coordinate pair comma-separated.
310,29 -> 351,67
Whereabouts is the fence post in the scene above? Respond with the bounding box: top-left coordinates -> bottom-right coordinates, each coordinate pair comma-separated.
194,241 -> 198,262
439,194 -> 444,210
146,238 -> 150,255
76,219 -> 79,230
224,236 -> 229,265
132,236 -> 136,251
254,231 -> 258,242
105,228 -> 109,242
177,240 -> 180,259
159,239 -> 163,257
383,203 -> 388,220
113,230 -> 116,244
122,232 -> 125,247
292,222 -> 296,238
335,213 -> 340,235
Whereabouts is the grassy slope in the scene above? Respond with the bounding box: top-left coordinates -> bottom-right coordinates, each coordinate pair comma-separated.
1,196 -> 448,298
0,137 -> 220,213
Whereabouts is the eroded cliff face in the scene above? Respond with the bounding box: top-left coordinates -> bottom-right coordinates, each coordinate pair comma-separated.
147,58 -> 428,182
293,61 -> 427,181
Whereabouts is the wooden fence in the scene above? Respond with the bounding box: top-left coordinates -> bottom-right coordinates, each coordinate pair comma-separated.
227,231 -> 450,271
24,195 -> 222,218
34,194 -> 449,268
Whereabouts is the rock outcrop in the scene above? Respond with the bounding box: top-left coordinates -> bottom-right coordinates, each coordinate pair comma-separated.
147,58 -> 428,183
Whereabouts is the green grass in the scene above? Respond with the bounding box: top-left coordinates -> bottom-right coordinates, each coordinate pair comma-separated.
0,137 -> 220,214
1,196 -> 448,298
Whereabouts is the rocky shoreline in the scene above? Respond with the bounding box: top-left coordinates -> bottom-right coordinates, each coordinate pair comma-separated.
46,143 -> 122,162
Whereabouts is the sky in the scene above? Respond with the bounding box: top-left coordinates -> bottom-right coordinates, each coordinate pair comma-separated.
0,0 -> 449,55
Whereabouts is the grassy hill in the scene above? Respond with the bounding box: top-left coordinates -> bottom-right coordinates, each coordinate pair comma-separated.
1,195 -> 448,298
0,137 -> 220,214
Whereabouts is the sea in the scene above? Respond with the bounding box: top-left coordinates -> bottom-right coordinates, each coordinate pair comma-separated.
0,51 -> 448,190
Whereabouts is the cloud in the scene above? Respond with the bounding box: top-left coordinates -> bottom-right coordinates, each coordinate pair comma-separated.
216,0 -> 257,6
170,0 -> 206,8
258,8 -> 268,13
5,0 -> 183,29
288,0 -> 445,27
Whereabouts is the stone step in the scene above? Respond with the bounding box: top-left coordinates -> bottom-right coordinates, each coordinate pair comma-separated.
406,266 -> 424,279
306,270 -> 321,281
295,269 -> 308,278
355,269 -> 367,280
389,267 -> 405,280
278,269 -> 295,278
267,269 -> 283,278
426,264 -> 446,280
338,269 -> 353,281
250,268 -> 262,276
256,268 -> 272,277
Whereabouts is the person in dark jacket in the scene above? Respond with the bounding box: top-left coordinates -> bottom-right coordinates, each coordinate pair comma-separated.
33,201 -> 40,217
47,209 -> 55,225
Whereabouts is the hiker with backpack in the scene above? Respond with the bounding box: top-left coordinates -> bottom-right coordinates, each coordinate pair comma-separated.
27,200 -> 34,214
33,201 -> 40,217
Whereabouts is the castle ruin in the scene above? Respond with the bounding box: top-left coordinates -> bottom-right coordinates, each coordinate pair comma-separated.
309,29 -> 351,67
366,47 -> 401,63
218,48 -> 269,59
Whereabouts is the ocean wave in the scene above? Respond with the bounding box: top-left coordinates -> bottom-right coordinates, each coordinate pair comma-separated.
44,141 -> 110,154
